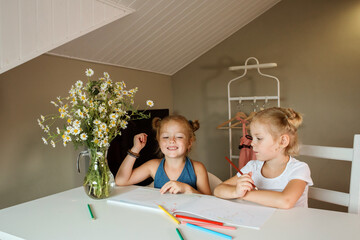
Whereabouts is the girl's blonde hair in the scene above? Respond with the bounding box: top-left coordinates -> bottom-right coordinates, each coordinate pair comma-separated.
251,107 -> 303,156
152,115 -> 200,155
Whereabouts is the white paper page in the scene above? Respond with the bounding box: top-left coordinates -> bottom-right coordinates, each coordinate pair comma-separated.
107,188 -> 201,212
107,187 -> 275,229
174,195 -> 275,229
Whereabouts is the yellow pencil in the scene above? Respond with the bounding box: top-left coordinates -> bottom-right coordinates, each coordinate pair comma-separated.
158,205 -> 180,225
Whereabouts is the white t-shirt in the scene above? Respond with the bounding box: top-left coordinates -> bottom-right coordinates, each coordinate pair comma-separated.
237,157 -> 313,207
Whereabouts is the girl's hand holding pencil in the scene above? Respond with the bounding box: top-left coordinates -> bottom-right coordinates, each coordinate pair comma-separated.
235,172 -> 255,198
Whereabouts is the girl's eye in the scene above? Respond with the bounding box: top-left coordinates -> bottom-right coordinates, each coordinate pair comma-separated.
162,136 -> 169,139
176,136 -> 183,139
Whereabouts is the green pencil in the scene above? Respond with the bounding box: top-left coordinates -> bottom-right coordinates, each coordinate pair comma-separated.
176,228 -> 184,240
87,204 -> 95,220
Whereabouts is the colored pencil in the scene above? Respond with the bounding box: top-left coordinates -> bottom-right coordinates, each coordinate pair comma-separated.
87,204 -> 95,220
225,156 -> 258,190
186,223 -> 232,240
158,205 -> 180,225
176,228 -> 184,240
175,214 -> 223,225
181,221 -> 237,230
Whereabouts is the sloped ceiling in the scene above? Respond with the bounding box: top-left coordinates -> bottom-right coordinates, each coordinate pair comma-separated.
0,0 -> 133,74
49,0 -> 281,76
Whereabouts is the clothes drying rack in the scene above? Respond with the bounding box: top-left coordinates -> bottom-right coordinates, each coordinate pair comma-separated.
226,57 -> 280,177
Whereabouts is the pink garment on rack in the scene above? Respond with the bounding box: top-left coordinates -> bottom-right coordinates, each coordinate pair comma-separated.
238,118 -> 256,169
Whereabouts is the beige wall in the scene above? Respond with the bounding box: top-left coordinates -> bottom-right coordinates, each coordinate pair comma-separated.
0,54 -> 172,209
172,0 -> 360,211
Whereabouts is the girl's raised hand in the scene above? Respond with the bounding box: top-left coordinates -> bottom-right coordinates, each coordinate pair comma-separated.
235,172 -> 255,198
132,133 -> 147,153
160,180 -> 190,194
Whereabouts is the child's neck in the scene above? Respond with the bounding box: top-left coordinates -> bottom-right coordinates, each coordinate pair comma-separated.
164,156 -> 187,167
262,155 -> 290,178
164,156 -> 187,180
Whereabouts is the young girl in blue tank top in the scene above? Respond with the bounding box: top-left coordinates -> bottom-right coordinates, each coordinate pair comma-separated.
115,115 -> 211,195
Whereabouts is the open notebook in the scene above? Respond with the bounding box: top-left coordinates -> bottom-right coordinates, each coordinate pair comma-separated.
107,187 -> 275,229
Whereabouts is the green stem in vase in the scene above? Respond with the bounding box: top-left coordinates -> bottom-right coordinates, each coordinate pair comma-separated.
83,148 -> 114,199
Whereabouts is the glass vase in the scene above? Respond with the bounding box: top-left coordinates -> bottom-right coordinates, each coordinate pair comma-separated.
79,148 -> 115,199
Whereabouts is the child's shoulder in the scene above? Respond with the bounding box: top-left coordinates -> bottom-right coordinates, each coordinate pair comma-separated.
145,158 -> 162,168
189,159 -> 206,170
288,157 -> 311,171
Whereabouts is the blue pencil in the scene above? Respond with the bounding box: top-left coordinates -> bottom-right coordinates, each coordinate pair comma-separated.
186,223 -> 232,240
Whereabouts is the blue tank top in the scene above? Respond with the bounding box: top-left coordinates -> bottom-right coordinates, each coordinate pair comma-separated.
154,157 -> 197,190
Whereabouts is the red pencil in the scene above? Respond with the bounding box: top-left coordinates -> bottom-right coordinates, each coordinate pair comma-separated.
225,156 -> 258,190
174,214 -> 223,226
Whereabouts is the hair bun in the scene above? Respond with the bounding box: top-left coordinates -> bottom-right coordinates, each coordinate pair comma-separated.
152,117 -> 161,130
284,108 -> 303,129
190,120 -> 200,132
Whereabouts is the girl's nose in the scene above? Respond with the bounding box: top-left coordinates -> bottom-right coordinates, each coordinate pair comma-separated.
169,137 -> 175,142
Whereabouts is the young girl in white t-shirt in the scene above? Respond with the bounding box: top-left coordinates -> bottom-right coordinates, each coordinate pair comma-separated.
214,107 -> 313,209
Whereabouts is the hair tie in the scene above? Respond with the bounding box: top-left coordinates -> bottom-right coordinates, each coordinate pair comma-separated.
188,120 -> 193,125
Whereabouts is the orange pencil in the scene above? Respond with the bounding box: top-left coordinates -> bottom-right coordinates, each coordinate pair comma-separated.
225,156 -> 258,190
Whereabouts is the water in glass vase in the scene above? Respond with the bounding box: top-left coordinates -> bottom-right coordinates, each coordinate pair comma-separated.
81,148 -> 115,199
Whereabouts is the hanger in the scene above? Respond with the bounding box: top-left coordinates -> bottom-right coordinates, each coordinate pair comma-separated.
229,111 -> 256,128
217,112 -> 247,129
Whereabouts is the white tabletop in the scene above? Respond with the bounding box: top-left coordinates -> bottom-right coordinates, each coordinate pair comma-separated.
0,186 -> 359,240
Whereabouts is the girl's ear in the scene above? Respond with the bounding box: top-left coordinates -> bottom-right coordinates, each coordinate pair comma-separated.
188,138 -> 193,151
279,134 -> 290,148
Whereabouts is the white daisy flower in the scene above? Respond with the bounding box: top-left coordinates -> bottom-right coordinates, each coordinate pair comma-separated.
97,132 -> 104,139
109,113 -> 118,120
76,109 -> 85,118
42,137 -> 48,145
85,68 -> 94,77
98,105 -> 106,113
101,138 -> 109,148
75,80 -> 83,89
73,120 -> 81,127
80,133 -> 88,140
71,128 -> 81,135
120,120 -> 128,129
108,100 -> 113,106
79,93 -> 87,103
146,100 -> 154,107
57,96 -> 63,104
50,101 -> 58,107
100,82 -> 108,91
37,119 -> 44,128
99,123 -> 107,131
93,119 -> 101,125
56,127 -> 61,134
109,120 -> 116,128
50,140 -> 56,148
104,72 -> 110,78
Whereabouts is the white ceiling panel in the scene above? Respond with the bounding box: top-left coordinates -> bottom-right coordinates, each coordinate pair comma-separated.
48,0 -> 281,75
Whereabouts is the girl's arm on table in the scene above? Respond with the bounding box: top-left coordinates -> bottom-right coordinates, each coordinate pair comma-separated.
193,161 -> 211,195
214,174 -> 254,199
242,179 -> 307,209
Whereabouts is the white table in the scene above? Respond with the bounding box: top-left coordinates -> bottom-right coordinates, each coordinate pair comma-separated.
0,186 -> 359,240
